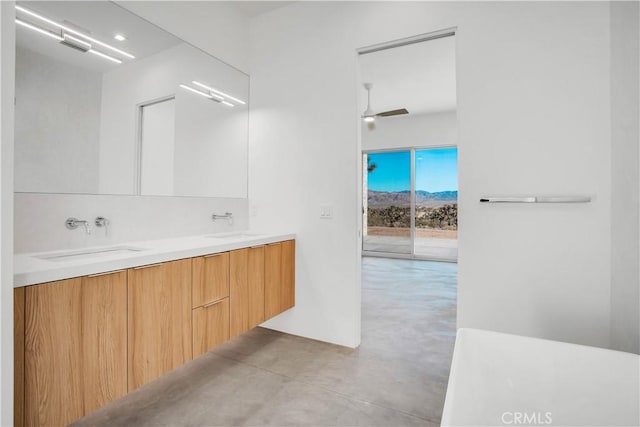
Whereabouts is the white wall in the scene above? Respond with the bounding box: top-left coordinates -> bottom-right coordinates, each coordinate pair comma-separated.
0,2 -> 15,423
362,110 -> 457,151
610,1 -> 639,354
117,1 -> 250,74
249,1 -> 613,349
14,47 -> 102,194
14,193 -> 248,254
173,88 -> 248,197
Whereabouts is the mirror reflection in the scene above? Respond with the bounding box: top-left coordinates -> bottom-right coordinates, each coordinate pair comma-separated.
14,1 -> 249,198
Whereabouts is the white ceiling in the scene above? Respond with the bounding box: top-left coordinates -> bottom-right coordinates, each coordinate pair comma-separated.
16,1 -> 181,73
229,1 -> 295,17
359,36 -> 456,117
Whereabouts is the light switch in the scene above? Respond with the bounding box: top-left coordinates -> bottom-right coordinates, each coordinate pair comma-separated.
320,205 -> 333,219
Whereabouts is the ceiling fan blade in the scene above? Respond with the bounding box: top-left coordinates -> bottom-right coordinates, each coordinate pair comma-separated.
376,108 -> 409,117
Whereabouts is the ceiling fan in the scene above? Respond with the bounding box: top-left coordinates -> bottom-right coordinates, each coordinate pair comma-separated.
361,83 -> 409,127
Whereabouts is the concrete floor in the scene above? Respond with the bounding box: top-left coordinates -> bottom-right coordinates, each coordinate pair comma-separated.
73,257 -> 457,427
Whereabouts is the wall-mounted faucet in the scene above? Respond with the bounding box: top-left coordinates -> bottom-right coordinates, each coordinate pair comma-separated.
65,217 -> 92,234
212,212 -> 233,225
95,216 -> 109,227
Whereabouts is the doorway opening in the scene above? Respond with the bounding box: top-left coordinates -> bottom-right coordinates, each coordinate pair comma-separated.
356,30 -> 458,423
358,30 -> 458,263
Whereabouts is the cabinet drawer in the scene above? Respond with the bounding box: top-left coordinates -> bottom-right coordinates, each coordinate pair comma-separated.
193,252 -> 229,308
193,298 -> 230,358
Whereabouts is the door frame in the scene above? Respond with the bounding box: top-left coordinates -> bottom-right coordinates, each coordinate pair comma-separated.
135,94 -> 176,195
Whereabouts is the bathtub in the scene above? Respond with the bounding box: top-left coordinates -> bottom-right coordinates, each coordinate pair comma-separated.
441,328 -> 639,427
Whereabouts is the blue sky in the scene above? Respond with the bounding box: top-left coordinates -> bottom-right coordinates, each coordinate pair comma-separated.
367,147 -> 458,192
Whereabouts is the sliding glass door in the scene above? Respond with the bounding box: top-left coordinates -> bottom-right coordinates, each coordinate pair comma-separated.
362,150 -> 412,255
414,148 -> 458,260
363,147 -> 458,261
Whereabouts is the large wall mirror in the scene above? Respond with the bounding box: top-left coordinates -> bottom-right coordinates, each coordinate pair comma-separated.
14,1 -> 249,198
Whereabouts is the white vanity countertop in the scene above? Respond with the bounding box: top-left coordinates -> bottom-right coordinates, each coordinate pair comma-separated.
14,231 -> 296,287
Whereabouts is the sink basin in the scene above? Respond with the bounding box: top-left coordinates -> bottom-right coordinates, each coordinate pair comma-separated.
205,232 -> 264,240
36,246 -> 147,262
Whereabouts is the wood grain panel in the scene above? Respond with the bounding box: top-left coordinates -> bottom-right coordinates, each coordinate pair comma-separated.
192,298 -> 229,358
81,271 -> 127,415
128,259 -> 192,391
168,259 -> 194,368
281,240 -> 296,311
192,253 -> 229,308
264,243 -> 282,320
230,249 -> 249,338
25,278 -> 83,427
14,287 -> 25,427
248,246 -> 265,329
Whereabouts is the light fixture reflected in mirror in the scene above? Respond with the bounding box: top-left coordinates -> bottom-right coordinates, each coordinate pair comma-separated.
15,4 -> 134,63
180,82 -> 239,107
192,81 -> 246,105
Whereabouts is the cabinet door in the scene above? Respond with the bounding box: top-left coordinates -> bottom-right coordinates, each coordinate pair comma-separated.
23,272 -> 128,427
128,259 -> 192,391
25,278 -> 84,427
229,246 -> 265,338
14,288 -> 25,427
81,271 -> 127,414
193,298 -> 229,358
229,249 -> 249,338
265,240 -> 296,320
248,246 -> 265,329
264,243 -> 282,320
281,240 -> 295,312
193,253 -> 229,308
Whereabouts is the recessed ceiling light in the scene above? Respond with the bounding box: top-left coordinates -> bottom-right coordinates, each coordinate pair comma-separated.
114,34 -> 126,42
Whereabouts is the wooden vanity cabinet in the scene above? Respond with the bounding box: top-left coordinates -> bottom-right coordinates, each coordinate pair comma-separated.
15,239 -> 295,426
230,246 -> 265,338
192,253 -> 230,357
265,240 -> 295,320
128,259 -> 192,391
20,270 -> 127,427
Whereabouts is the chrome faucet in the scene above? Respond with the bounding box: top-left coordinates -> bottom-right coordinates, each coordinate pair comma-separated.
212,212 -> 233,225
95,216 -> 109,227
65,217 -> 92,234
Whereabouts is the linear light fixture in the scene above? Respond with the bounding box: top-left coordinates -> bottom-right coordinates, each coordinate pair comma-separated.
88,49 -> 122,64
15,18 -> 61,41
60,33 -> 91,52
180,84 -> 234,107
15,4 -> 135,59
16,18 -> 122,64
180,84 -> 217,99
192,81 -> 245,105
